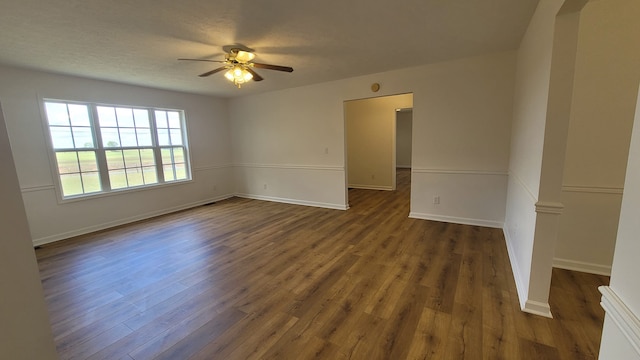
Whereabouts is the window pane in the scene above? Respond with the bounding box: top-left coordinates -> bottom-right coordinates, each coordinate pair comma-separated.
68,104 -> 90,126
72,127 -> 94,148
175,163 -> 187,180
50,126 -> 75,149
82,172 -> 101,193
60,173 -> 83,196
126,168 -> 144,187
163,165 -> 175,181
169,129 -> 183,145
97,106 -> 117,127
78,151 -> 98,172
173,147 -> 185,163
101,127 -> 120,147
123,149 -> 140,168
133,109 -> 149,128
142,166 -> 157,184
136,128 -> 152,146
161,148 -> 172,165
45,103 -> 70,126
140,149 -> 155,167
157,128 -> 170,146
109,169 -> 128,189
116,107 -> 135,128
167,112 -> 181,128
119,128 -> 137,147
106,150 -> 124,170
155,111 -> 168,128
56,152 -> 79,174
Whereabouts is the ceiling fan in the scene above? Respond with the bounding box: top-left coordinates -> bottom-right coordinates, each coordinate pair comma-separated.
178,48 -> 293,88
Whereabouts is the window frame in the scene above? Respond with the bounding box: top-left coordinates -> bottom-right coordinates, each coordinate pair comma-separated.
41,98 -> 192,202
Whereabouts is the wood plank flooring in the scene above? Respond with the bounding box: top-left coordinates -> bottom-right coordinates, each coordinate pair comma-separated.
36,169 -> 609,359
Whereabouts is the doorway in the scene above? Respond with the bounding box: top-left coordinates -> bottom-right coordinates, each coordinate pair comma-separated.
395,107 -> 413,202
344,93 -> 413,208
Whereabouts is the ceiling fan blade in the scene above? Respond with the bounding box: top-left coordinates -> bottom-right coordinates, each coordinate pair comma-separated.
244,67 -> 264,82
178,58 -> 225,63
198,67 -> 227,77
252,63 -> 294,72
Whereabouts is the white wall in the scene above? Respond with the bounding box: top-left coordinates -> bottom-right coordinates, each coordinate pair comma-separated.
229,80 -> 348,209
0,65 -> 234,245
229,51 -> 515,225
346,94 -> 413,190
396,110 -> 412,168
409,54 -> 514,228
503,0 -> 565,315
0,103 -> 57,359
555,0 -> 640,275
598,83 -> 640,360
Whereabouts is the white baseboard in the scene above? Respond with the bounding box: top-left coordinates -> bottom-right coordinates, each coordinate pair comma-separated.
235,193 -> 348,211
553,258 -> 612,276
32,194 -> 234,246
600,286 -> 640,356
503,227 -> 528,311
348,184 -> 393,191
524,300 -> 553,318
409,212 -> 503,229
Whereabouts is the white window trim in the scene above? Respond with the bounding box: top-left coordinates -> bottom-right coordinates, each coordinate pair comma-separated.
40,98 -> 193,203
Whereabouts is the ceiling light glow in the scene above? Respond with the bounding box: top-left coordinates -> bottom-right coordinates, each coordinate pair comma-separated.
225,65 -> 253,88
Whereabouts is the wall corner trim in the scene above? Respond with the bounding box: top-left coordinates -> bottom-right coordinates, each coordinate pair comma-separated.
600,286 -> 640,356
523,300 -> 553,318
503,227 -> 528,310
503,226 -> 553,318
535,201 -> 564,214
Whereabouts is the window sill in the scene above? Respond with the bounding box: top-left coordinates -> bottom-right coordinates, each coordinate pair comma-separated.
57,178 -> 193,204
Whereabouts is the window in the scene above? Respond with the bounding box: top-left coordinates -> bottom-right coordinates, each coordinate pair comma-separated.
44,100 -> 190,199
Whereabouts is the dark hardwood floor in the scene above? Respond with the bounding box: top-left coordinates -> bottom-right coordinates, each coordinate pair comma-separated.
36,169 -> 608,359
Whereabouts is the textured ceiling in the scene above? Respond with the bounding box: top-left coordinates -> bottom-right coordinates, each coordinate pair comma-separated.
0,0 -> 539,98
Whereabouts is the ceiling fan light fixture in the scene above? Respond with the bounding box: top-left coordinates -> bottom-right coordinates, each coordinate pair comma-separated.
224,65 -> 253,88
179,46 -> 292,87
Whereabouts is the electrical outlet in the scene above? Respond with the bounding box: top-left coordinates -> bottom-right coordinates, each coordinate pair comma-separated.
433,196 -> 440,205
263,184 -> 268,190
371,174 -> 375,180
324,147 -> 329,154
213,184 -> 217,192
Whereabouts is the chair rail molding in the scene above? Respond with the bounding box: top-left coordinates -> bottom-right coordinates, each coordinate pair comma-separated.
535,201 -> 564,215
